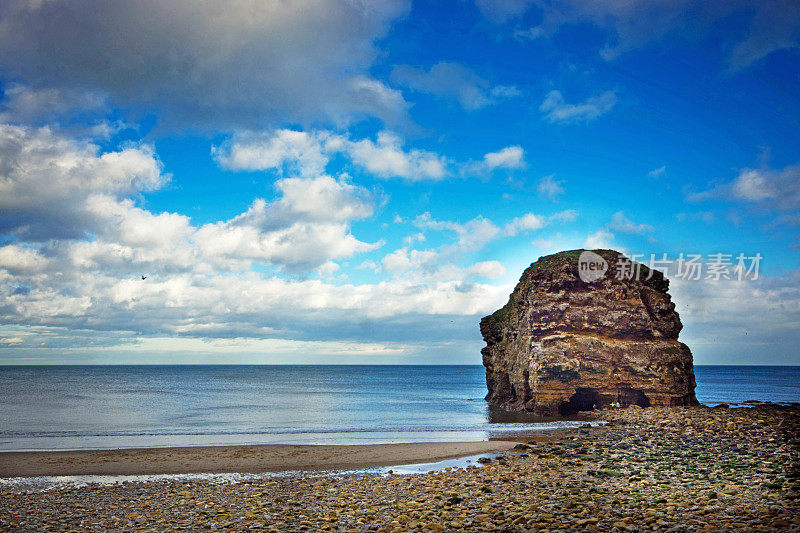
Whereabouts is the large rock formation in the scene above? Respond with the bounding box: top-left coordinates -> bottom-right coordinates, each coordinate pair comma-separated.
481,249 -> 698,415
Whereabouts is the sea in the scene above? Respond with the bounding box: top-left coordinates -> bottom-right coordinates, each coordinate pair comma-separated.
0,365 -> 798,452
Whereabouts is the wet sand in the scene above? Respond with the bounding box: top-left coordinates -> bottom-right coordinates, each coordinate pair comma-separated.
0,440 -> 518,477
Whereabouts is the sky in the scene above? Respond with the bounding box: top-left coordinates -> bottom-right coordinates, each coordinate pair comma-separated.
0,0 -> 799,365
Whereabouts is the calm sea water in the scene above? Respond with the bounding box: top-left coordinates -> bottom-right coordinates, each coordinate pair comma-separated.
0,365 -> 797,452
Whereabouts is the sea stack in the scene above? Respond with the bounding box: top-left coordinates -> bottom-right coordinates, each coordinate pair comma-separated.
480,249 -> 698,415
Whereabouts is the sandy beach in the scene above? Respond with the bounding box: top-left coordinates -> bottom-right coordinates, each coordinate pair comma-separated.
2,404 -> 799,531
0,440 -> 519,478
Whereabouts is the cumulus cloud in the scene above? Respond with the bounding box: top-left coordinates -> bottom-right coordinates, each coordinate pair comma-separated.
0,123 -> 166,240
390,62 -> 520,110
217,129 -> 531,182
415,209 -> 578,253
194,177 -> 379,271
583,229 -> 615,249
0,0 -> 410,128
689,163 -> 800,214
579,212 -> 651,251
503,213 -> 547,236
212,130 -> 330,178
0,265 -> 512,347
414,213 -> 501,252
0,121 -> 378,274
466,145 -> 526,175
670,271 -> 800,364
537,174 -> 565,201
0,120 -> 522,356
214,129 -> 448,181
483,145 -> 526,170
344,132 -> 448,181
608,211 -> 654,235
467,260 -> 507,279
539,90 -> 617,123
378,245 -> 507,284
550,209 -> 579,222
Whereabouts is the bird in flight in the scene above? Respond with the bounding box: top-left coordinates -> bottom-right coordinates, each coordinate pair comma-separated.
141,275 -> 147,280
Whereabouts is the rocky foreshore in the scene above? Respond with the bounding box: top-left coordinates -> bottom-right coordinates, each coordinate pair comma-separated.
2,404 -> 798,532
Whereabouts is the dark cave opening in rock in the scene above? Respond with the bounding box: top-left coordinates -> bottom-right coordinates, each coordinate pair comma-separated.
559,387 -> 601,415
619,387 -> 651,408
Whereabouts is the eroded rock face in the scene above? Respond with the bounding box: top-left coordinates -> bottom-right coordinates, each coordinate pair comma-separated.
481,249 -> 698,415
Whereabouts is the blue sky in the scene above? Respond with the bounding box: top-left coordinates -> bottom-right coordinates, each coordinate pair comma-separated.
0,0 -> 798,364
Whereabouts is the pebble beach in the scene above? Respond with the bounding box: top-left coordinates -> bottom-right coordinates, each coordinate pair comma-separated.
1,403 -> 798,531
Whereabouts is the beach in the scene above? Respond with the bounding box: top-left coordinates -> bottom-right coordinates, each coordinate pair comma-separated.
0,441 -> 518,478
2,404 -> 798,531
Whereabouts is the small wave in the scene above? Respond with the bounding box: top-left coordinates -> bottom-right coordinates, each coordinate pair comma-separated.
0,471 -> 278,493
0,420 -> 605,440
0,453 -> 499,493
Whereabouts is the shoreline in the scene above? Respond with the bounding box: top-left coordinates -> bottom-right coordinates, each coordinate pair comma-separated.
0,440 -> 521,478
1,405 -> 797,531
0,405 -> 800,533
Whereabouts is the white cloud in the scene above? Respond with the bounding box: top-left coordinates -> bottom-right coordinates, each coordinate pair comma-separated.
0,244 -> 50,274
0,0 -> 411,128
531,238 -> 555,249
386,209 -> 576,285
391,62 -> 519,110
402,232 -> 426,245
608,211 -> 654,235
648,165 -> 667,179
345,132 -> 448,181
583,229 -> 615,249
0,121 -> 378,274
0,336 -> 23,346
467,145 -> 526,175
0,266 -> 512,345
671,271 -> 800,364
539,90 -> 617,123
414,213 -> 501,252
415,209 -> 578,252
378,245 -> 508,284
214,129 -> 448,182
192,175 -> 378,271
689,163 -> 800,213
216,130 -> 533,182
356,260 -> 378,271
537,174 -> 565,201
504,213 -> 547,236
0,123 -> 166,240
731,169 -> 775,202
316,261 -> 341,277
212,130 -> 330,178
0,119 -> 524,356
482,145 -> 526,170
467,260 -> 507,279
549,209 -> 579,222
266,174 -> 375,223
381,247 -> 440,275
